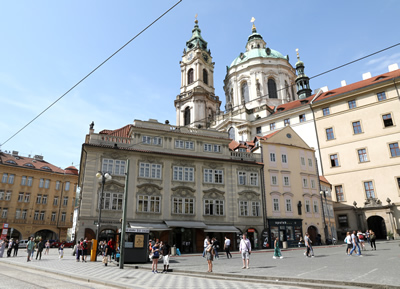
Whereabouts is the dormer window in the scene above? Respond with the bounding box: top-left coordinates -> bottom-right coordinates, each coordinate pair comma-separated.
41,166 -> 52,171
24,163 -> 34,168
6,160 -> 17,165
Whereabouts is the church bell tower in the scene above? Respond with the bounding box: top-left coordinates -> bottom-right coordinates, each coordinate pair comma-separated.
174,17 -> 221,128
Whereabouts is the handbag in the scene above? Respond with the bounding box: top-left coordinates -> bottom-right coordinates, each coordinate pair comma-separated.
149,254 -> 153,261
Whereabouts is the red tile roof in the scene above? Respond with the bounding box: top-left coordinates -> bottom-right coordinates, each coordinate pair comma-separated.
99,124 -> 133,138
0,152 -> 77,174
319,175 -> 330,185
229,140 -> 240,151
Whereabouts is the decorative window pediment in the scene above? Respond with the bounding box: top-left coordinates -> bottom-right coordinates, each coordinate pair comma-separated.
238,190 -> 260,201
172,186 -> 195,197
136,183 -> 162,196
103,180 -> 125,192
203,188 -> 225,199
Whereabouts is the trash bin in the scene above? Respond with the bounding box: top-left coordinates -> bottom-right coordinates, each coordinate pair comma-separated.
282,241 -> 288,249
171,245 -> 176,256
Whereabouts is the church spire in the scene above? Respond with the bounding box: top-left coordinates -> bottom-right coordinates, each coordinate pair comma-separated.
295,48 -> 312,99
186,16 -> 208,52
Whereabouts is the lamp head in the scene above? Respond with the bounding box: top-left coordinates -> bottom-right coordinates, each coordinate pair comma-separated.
105,173 -> 112,180
96,172 -> 102,179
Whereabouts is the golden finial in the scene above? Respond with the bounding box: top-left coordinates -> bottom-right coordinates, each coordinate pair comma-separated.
251,17 -> 256,31
195,13 -> 198,24
296,48 -> 300,59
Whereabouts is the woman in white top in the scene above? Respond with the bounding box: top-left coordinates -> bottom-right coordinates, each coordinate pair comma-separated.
44,240 -> 50,255
344,232 -> 352,255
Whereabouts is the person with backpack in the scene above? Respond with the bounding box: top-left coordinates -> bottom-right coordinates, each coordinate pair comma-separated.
357,230 -> 366,250
211,237 -> 220,259
81,237 -> 88,262
349,230 -> 362,256
151,243 -> 161,273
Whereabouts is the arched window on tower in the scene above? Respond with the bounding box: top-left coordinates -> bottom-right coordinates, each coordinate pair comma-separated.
228,127 -> 235,140
285,80 -> 291,101
241,81 -> 249,104
268,78 -> 278,99
184,107 -> 191,126
188,69 -> 194,85
203,69 -> 208,85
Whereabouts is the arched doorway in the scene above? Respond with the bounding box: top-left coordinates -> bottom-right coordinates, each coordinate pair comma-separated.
367,215 -> 387,239
7,228 -> 22,240
307,226 -> 318,244
99,229 -> 116,242
34,229 -> 57,241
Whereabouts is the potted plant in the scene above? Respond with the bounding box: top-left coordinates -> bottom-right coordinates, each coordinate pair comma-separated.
387,231 -> 394,240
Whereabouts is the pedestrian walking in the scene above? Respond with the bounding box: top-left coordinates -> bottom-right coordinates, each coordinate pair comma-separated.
304,233 -> 314,257
26,237 -> 35,262
357,230 -> 366,251
224,236 -> 232,259
58,241 -> 65,259
365,230 -> 370,245
239,234 -> 251,269
161,241 -> 171,273
151,243 -> 160,273
107,238 -> 115,262
13,240 -> 19,256
0,238 -> 6,258
103,242 -> 109,266
7,238 -> 13,257
202,236 -> 209,258
212,237 -> 220,259
273,237 -> 283,259
36,240 -> 44,260
81,237 -> 88,262
76,240 -> 83,261
344,232 -> 352,255
205,240 -> 214,273
349,230 -> 361,256
370,230 -> 376,250
44,240 -> 50,255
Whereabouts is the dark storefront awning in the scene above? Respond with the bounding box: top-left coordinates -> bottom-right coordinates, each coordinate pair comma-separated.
129,223 -> 171,231
204,225 -> 240,233
164,221 -> 207,229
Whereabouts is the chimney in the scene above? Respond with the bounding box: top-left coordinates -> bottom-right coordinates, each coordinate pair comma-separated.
341,80 -> 347,87
388,63 -> 399,72
34,155 -> 44,161
12,151 -> 19,156
362,72 -> 372,80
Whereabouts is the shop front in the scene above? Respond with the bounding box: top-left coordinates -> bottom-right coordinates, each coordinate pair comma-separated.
268,219 -> 302,248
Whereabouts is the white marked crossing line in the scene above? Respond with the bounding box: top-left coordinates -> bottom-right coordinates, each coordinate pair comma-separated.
350,268 -> 378,281
296,266 -> 327,276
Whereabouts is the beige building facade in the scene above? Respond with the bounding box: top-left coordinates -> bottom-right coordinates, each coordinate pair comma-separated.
312,68 -> 400,240
77,119 -> 264,252
0,151 -> 78,241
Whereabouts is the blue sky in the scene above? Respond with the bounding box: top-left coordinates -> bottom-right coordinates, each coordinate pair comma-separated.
1,0 -> 399,169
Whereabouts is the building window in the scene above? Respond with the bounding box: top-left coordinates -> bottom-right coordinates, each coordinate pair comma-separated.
389,143 -> 400,157
305,200 -> 311,213
61,212 -> 66,222
173,166 -> 194,182
302,178 -> 308,188
308,158 -> 313,167
51,212 -> 56,222
184,106 -> 191,126
323,107 -> 330,116
44,179 -> 50,189
326,128 -> 334,140
142,136 -> 162,146
102,159 -> 126,175
139,163 -> 162,179
1,208 -> 8,218
0,191 -> 4,201
273,198 -> 280,211
299,114 -> 306,122
330,154 -> 339,167
42,195 -> 47,204
39,178 -> 44,188
175,140 -> 194,150
311,179 -> 316,189
284,118 -> 290,126
397,177 -> 400,189
204,144 -> 221,153
358,149 -> 368,162
5,191 -> 11,201
364,181 -> 375,198
18,193 -> 24,202
301,157 -> 305,166
282,154 -> 287,163
34,210 -> 39,220
56,181 -> 61,190
313,200 -> 319,213
271,175 -> 277,185
377,92 -> 386,101
270,153 -> 276,162
40,211 -> 45,221
187,68 -> 193,84
63,197 -> 68,206
24,193 -> 30,203
65,181 -> 70,191
250,173 -> 258,186
348,100 -> 356,109
1,174 -> 7,183
239,201 -> 260,216
352,121 -> 362,134
241,82 -> 249,103
22,210 -> 27,219
382,113 -> 393,127
36,195 -> 42,204
137,195 -> 161,213
238,172 -> 246,185
285,199 -> 292,212
53,197 -> 58,206
27,177 -> 33,187
283,176 -> 290,186
204,199 -> 224,216
173,197 -> 194,215
203,69 -> 208,85
103,192 -> 123,210
270,123 -> 276,130
21,176 -> 27,186
204,169 -> 223,184
335,185 -> 344,202
256,126 -> 261,134
268,79 -> 278,99
15,209 -> 21,219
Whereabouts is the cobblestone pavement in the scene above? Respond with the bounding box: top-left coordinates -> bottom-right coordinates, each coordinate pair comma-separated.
0,240 -> 399,289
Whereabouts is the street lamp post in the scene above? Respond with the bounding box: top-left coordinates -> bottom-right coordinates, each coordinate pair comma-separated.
320,190 -> 330,244
95,172 -> 112,260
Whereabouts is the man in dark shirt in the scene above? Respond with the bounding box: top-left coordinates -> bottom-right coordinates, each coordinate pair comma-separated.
161,241 -> 171,273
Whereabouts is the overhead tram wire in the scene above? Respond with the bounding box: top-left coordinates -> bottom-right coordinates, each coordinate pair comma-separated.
0,0 -> 182,148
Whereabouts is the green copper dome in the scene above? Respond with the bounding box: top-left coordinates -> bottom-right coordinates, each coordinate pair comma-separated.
186,20 -> 208,51
229,47 -> 287,68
